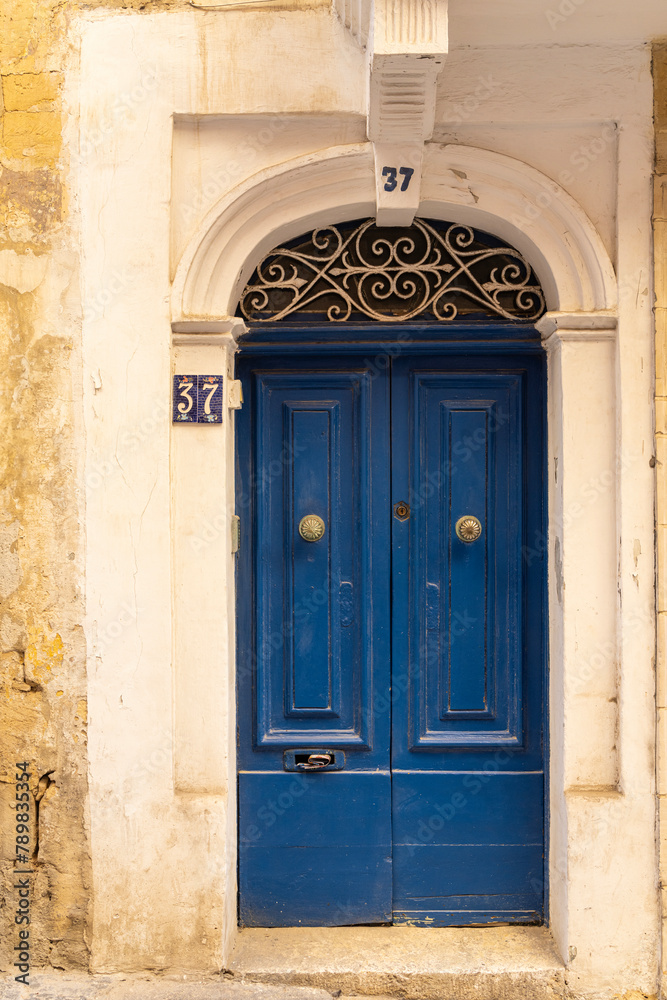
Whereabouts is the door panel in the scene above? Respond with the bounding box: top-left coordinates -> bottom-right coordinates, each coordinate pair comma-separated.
390,357 -> 545,925
251,370 -> 387,748
239,772 -> 392,927
236,358 -> 391,926
236,344 -> 546,929
392,771 -> 544,923
392,371 -> 524,754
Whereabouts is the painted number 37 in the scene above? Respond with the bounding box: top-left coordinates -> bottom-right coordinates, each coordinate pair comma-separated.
178,380 -> 218,416
382,166 -> 414,192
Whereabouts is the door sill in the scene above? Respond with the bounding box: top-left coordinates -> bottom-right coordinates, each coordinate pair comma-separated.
228,924 -> 566,1000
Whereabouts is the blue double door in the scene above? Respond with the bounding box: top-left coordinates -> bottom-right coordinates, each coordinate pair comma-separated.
236,339 -> 546,927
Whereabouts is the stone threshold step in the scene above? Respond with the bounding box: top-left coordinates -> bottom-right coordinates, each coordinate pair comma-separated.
0,973 -> 333,1000
228,925 -> 566,1000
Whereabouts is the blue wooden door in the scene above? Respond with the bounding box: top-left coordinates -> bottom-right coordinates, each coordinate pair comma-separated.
236,341 -> 546,927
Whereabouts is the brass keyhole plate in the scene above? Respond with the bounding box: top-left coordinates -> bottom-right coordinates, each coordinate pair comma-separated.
394,502 -> 410,521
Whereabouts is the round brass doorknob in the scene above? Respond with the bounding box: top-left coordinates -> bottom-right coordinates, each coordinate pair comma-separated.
455,515 -> 482,543
299,514 -> 326,542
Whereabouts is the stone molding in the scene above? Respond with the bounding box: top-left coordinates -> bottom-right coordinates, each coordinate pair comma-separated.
536,311 -> 618,349
335,0 -> 447,54
538,309 -> 621,792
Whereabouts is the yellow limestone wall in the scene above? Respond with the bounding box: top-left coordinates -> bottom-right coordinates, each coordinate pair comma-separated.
655,42 -> 667,989
0,0 -> 89,970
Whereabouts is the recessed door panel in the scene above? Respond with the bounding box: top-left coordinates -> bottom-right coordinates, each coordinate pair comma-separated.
395,373 -> 524,751
287,404 -> 337,715
251,370 -> 385,748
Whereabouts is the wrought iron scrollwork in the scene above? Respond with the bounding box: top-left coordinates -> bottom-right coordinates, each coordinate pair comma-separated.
238,218 -> 546,323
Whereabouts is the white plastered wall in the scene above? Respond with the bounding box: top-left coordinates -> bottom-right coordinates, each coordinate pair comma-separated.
77,10 -> 658,996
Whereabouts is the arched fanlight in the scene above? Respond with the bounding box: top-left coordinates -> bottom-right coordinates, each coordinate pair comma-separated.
238,218 -> 546,323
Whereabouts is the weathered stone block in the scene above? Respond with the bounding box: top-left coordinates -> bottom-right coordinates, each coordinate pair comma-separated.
2,111 -> 61,166
2,72 -> 61,111
655,46 -> 667,131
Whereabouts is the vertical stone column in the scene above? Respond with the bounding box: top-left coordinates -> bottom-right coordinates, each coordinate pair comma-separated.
537,313 -> 619,793
171,328 -> 240,794
170,322 -> 243,962
537,311 -> 619,964
654,41 -> 667,985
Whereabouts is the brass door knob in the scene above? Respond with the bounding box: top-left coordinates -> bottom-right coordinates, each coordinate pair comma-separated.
299,514 -> 326,542
455,515 -> 482,543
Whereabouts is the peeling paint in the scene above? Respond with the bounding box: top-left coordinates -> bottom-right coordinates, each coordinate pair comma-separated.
0,167 -> 62,248
2,72 -> 61,111
554,535 -> 563,604
0,248 -> 49,292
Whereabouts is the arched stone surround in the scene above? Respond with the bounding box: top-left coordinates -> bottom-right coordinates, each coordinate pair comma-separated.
168,141 -> 645,987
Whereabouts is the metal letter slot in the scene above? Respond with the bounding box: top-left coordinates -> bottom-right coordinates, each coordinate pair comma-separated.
299,754 -> 332,770
455,515 -> 483,543
299,514 -> 326,542
283,749 -> 345,772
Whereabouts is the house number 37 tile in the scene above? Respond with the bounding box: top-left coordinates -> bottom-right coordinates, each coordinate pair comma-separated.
173,374 -> 223,424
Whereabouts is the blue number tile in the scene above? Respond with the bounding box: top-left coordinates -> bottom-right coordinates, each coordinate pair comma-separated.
197,375 -> 223,423
173,375 -> 197,423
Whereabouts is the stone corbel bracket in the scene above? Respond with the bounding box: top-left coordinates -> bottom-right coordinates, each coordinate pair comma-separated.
336,0 -> 448,225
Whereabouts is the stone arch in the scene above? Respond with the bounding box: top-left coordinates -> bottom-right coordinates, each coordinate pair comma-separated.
171,142 -> 617,323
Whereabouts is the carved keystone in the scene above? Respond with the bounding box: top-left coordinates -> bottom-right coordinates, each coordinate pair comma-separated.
335,0 -> 448,226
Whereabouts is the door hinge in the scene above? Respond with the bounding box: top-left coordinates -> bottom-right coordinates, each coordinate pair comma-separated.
227,379 -> 243,409
231,514 -> 240,553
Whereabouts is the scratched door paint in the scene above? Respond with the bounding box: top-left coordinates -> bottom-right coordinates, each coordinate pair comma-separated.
235,342 -> 546,927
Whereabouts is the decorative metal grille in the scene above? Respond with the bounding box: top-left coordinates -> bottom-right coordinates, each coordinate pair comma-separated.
238,218 -> 546,324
